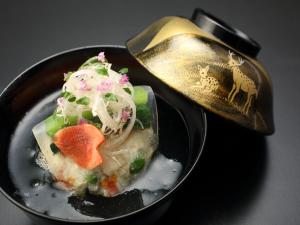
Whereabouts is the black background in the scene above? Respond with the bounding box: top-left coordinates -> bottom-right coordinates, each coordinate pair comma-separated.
1,0 -> 300,225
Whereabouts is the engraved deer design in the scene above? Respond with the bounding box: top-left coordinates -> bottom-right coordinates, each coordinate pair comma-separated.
227,51 -> 258,114
193,65 -> 219,93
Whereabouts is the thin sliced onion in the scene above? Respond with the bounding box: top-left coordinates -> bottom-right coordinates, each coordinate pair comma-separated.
102,94 -> 136,149
59,61 -> 137,149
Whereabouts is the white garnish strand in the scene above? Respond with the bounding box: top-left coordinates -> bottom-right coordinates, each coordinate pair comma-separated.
60,61 -> 136,149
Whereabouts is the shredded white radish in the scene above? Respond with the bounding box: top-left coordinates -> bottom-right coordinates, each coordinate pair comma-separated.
57,59 -> 136,149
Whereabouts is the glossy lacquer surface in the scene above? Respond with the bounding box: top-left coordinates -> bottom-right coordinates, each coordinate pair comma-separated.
0,47 -> 206,224
1,1 -> 300,225
127,15 -> 274,134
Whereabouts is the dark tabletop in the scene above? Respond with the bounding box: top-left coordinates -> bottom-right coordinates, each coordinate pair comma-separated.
1,0 -> 300,225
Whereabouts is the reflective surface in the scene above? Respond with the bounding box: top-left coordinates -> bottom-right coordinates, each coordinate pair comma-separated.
1,1 -> 300,225
127,16 -> 274,134
0,46 -> 206,224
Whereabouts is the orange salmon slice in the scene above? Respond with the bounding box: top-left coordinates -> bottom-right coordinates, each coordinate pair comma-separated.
54,124 -> 105,169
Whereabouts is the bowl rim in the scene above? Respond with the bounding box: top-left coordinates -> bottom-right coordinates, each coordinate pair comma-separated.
0,45 -> 207,223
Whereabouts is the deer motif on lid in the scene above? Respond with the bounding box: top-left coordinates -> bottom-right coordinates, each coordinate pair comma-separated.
191,65 -> 219,94
227,51 -> 258,114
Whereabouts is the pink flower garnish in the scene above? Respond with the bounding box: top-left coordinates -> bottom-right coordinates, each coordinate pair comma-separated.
97,52 -> 105,63
79,80 -> 91,91
97,80 -> 113,92
79,118 -> 87,125
121,108 -> 131,122
57,97 -> 64,107
119,74 -> 129,85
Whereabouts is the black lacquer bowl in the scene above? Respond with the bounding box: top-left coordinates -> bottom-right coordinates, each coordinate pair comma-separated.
0,46 -> 206,225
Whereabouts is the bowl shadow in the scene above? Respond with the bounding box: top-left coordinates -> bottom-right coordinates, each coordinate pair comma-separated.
160,112 -> 268,224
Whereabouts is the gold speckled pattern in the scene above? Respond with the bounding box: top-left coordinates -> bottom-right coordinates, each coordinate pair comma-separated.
127,17 -> 274,134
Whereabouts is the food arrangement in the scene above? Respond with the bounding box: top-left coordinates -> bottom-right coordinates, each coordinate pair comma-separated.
32,52 -> 158,197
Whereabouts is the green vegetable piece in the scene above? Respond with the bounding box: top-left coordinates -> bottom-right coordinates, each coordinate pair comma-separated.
76,96 -> 90,106
81,110 -> 102,127
104,93 -> 118,102
64,72 -> 73,81
96,66 -> 108,76
45,114 -> 65,136
82,110 -> 93,120
86,173 -> 98,185
119,67 -> 128,74
62,91 -> 71,98
123,87 -> 132,95
130,156 -> 145,174
62,91 -> 76,102
135,104 -> 151,129
68,95 -> 76,102
79,56 -> 99,69
133,86 -> 148,105
50,143 -> 60,154
93,123 -> 102,129
66,115 -> 78,126
91,116 -> 101,124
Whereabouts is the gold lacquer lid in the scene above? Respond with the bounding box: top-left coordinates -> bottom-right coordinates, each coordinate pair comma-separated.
126,9 -> 274,134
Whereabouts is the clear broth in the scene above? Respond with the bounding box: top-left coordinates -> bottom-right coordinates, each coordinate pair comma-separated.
8,91 -> 189,220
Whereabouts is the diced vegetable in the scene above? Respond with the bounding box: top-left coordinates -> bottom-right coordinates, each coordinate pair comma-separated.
104,93 -> 118,102
62,91 -> 71,98
96,66 -> 108,76
68,96 -> 76,102
135,104 -> 151,129
130,156 -> 145,174
45,112 -> 79,136
50,143 -> 60,154
62,91 -> 77,102
123,87 -> 132,95
86,173 -> 98,185
119,67 -> 128,74
82,111 -> 102,128
101,175 -> 118,196
45,114 -> 65,137
133,86 -> 148,105
76,96 -> 90,106
66,115 -> 78,126
82,110 -> 93,120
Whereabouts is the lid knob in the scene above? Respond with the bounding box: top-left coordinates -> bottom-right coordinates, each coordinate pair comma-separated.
191,8 -> 261,58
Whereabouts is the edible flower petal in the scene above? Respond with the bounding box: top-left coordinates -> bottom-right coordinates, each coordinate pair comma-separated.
121,108 -> 131,122
119,74 -> 129,85
97,80 -> 113,92
97,52 -> 105,63
57,97 -> 64,107
79,80 -> 91,91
